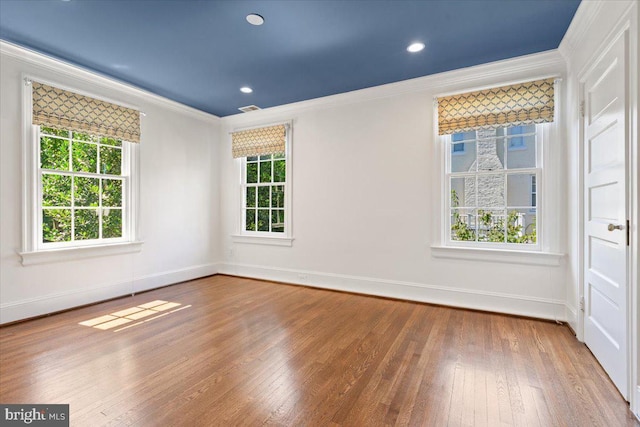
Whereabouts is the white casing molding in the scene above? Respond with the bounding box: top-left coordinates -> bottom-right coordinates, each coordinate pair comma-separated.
218,263 -> 566,322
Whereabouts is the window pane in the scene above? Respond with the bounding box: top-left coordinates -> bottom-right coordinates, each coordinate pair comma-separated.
43,209 -> 71,243
273,160 -> 286,182
477,174 -> 504,207
506,208 -> 537,244
74,177 -> 99,207
72,141 -> 98,173
451,141 -> 475,172
477,138 -> 503,171
247,156 -> 258,162
506,173 -> 535,207
72,131 -> 96,142
41,126 -> 68,138
102,179 -> 122,207
100,146 -> 122,175
450,177 -> 475,208
477,209 -> 506,243
246,163 -> 258,184
74,209 -> 99,240
259,161 -> 272,183
40,136 -> 69,171
506,136 -> 536,169
260,154 -> 272,161
273,152 -> 285,159
271,185 -> 284,208
42,174 -> 71,206
102,208 -> 122,238
99,137 -> 122,147
257,209 -> 269,231
258,186 -> 270,208
271,209 -> 285,233
246,187 -> 256,208
451,208 -> 476,241
245,209 -> 256,231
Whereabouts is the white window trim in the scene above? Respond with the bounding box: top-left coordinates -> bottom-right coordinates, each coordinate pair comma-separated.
437,119 -> 565,260
232,121 -> 293,246
20,74 -> 142,265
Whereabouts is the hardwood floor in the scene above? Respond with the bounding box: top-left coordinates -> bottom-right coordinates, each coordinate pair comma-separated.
1,275 -> 637,426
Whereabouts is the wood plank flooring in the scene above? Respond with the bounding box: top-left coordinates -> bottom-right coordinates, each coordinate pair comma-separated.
0,275 -> 637,426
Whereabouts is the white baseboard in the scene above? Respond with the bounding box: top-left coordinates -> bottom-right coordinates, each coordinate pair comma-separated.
0,263 -> 218,324
218,262 -> 566,322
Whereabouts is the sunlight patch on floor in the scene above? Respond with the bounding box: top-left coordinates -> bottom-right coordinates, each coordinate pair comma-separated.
78,300 -> 191,331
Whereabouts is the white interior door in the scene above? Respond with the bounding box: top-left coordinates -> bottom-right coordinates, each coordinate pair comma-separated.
583,31 -> 629,400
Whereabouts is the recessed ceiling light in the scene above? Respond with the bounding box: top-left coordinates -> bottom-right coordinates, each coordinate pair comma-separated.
246,14 -> 264,26
407,42 -> 425,53
240,86 -> 253,94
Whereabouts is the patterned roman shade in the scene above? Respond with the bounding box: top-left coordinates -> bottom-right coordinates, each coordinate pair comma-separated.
32,82 -> 141,143
437,78 -> 555,135
232,124 -> 286,158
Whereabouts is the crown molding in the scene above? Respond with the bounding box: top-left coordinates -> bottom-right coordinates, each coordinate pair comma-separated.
0,40 -> 220,124
558,0 -> 606,62
221,49 -> 565,127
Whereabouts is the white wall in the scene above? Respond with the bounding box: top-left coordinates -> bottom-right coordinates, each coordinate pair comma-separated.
0,43 -> 221,323
218,51 -> 568,321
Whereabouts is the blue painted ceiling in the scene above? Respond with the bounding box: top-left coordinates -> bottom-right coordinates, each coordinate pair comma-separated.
0,0 -> 580,117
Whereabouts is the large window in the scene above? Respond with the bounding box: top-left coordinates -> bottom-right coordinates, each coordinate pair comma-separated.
38,126 -> 129,246
21,80 -> 141,262
447,124 -> 541,246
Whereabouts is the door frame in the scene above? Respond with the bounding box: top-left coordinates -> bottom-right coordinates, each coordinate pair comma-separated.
576,2 -> 638,413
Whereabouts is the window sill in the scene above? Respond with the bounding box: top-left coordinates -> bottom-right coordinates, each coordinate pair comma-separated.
231,234 -> 294,247
19,241 -> 144,266
430,245 -> 564,266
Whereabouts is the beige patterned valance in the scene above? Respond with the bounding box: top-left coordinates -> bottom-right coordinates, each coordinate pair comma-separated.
232,124 -> 286,158
32,82 -> 141,143
437,78 -> 555,135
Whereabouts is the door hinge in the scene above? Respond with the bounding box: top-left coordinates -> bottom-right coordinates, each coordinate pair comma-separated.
579,101 -> 585,118
579,297 -> 585,312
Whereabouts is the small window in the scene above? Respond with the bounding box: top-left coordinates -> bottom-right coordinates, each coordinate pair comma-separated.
531,175 -> 537,207
234,123 -> 292,239
451,131 -> 474,155
507,125 -> 534,150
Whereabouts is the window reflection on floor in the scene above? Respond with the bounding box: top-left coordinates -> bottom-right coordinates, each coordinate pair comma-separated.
78,300 -> 191,332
